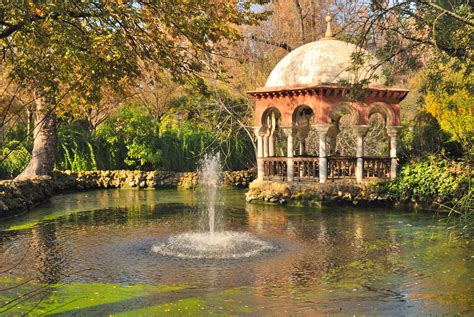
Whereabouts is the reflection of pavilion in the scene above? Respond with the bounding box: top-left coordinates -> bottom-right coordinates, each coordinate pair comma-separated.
248,16 -> 408,184
246,203 -> 289,234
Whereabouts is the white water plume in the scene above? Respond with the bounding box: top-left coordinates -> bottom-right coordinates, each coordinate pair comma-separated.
198,153 -> 223,236
152,153 -> 275,260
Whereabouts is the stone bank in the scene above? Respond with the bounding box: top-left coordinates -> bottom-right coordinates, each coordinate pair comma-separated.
246,179 -> 391,207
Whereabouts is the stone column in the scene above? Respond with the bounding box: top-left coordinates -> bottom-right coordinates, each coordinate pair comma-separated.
353,125 -> 370,182
268,134 -> 275,157
328,137 -> 336,156
315,124 -> 332,183
263,133 -> 269,158
299,139 -> 306,156
255,127 -> 264,181
386,126 -> 402,179
297,127 -> 309,156
283,127 -> 295,182
327,124 -> 339,156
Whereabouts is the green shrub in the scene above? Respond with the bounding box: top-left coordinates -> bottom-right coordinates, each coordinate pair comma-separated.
0,141 -> 31,179
95,105 -> 161,170
93,104 -> 254,171
57,124 -> 98,171
385,156 -> 471,206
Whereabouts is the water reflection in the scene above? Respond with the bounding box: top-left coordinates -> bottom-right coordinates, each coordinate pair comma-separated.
30,223 -> 67,284
246,203 -> 289,234
0,189 -> 472,315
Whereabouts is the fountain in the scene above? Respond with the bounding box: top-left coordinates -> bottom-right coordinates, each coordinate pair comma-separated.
199,152 -> 222,236
152,153 -> 274,259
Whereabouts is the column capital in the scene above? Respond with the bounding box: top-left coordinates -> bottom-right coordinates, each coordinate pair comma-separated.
253,126 -> 266,137
313,124 -> 332,135
386,125 -> 403,137
353,125 -> 370,137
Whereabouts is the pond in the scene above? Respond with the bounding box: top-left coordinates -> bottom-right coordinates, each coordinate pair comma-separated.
0,189 -> 472,316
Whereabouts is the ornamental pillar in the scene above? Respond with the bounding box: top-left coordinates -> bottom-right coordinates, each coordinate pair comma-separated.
327,124 -> 339,156
299,140 -> 306,156
268,134 -> 275,157
297,127 -> 309,156
263,133 -> 269,158
328,137 -> 336,156
353,125 -> 369,182
315,124 -> 332,183
255,127 -> 264,181
283,127 -> 295,182
386,126 -> 403,179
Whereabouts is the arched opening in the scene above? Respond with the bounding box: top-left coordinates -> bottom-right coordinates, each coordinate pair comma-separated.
368,103 -> 395,127
261,107 -> 282,157
292,105 -> 314,156
366,103 -> 395,156
366,113 -> 388,156
329,103 -> 360,157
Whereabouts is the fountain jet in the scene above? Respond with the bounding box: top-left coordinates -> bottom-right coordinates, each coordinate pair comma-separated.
198,153 -> 223,236
152,153 -> 274,260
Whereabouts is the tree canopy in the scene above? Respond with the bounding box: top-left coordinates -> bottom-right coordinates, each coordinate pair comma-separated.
1,1 -> 268,100
0,0 -> 268,177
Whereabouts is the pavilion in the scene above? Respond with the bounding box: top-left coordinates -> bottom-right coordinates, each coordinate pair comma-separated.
248,16 -> 408,184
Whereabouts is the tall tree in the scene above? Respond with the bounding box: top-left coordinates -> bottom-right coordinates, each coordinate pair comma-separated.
356,1 -> 473,151
0,0 -> 268,179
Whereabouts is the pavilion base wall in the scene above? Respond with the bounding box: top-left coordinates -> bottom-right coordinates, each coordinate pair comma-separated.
245,179 -> 393,207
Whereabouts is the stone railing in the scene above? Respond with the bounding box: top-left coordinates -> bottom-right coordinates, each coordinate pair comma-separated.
364,157 -> 391,179
328,156 -> 357,180
263,156 -> 320,181
263,157 -> 287,180
294,157 -> 319,180
262,156 -> 391,181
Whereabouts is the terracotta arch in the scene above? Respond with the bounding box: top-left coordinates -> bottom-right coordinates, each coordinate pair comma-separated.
260,107 -> 282,127
367,102 -> 396,126
328,102 -> 360,125
259,107 -> 282,140
292,105 -> 315,127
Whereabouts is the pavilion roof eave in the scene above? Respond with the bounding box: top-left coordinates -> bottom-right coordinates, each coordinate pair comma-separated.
247,83 -> 409,102
247,83 -> 409,94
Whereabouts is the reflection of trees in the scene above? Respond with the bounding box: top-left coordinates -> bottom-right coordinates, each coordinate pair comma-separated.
246,203 -> 289,234
248,208 -> 403,297
293,213 -> 402,287
0,223 -> 70,315
31,223 -> 66,284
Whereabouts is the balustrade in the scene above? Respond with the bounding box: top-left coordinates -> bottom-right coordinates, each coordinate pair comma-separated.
328,157 -> 357,180
294,157 -> 319,180
263,157 -> 287,180
363,157 -> 391,178
262,156 -> 391,181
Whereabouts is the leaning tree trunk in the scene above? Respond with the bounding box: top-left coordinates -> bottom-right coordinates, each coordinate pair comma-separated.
15,93 -> 57,181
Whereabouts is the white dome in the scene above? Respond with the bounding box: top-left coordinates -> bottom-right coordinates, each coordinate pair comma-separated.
265,39 -> 384,88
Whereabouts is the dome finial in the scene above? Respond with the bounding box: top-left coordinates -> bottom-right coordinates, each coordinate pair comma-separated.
323,14 -> 334,40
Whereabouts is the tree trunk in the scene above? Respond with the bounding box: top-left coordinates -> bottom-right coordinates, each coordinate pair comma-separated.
15,93 -> 57,181
0,121 -> 3,146
26,105 -> 33,142
293,0 -> 306,43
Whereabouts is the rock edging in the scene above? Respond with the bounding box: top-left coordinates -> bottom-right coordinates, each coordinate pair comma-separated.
245,180 -> 392,207
62,170 -> 254,189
